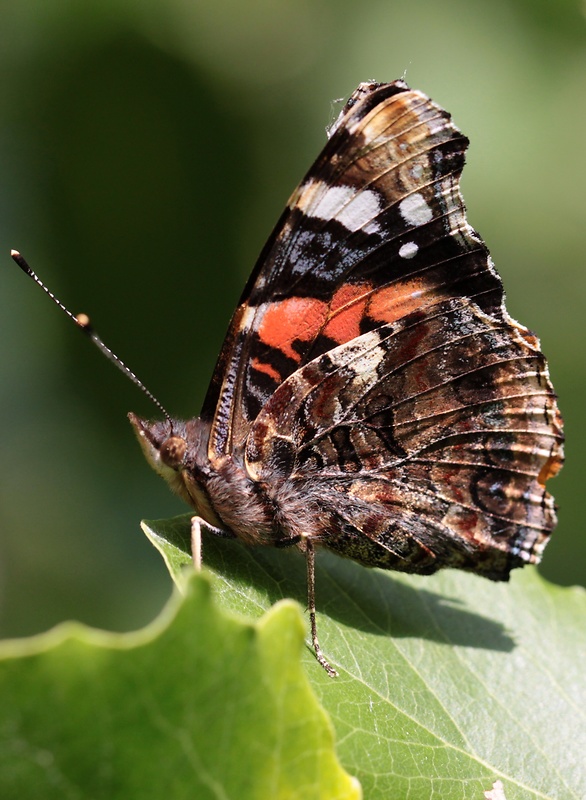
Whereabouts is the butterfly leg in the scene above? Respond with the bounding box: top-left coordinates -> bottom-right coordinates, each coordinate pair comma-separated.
304,536 -> 338,678
190,516 -> 237,569
190,516 -> 204,570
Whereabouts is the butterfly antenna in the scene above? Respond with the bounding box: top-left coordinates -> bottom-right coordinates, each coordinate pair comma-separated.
10,250 -> 172,424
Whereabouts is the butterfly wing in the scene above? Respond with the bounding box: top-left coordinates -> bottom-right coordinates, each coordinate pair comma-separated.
202,81 -> 507,458
245,297 -> 563,578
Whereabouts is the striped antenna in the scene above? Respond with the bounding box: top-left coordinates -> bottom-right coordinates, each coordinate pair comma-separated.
10,249 -> 172,424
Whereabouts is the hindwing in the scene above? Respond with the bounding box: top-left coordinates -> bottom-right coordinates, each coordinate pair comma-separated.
245,297 -> 562,577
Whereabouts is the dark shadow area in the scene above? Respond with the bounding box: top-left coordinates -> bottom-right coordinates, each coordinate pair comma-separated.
153,514 -> 515,653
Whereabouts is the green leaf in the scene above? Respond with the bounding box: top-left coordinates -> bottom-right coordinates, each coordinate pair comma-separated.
144,514 -> 586,800
0,571 -> 360,800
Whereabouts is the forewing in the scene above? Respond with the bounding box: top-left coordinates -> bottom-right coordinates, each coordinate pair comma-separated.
245,298 -> 563,577
202,81 -> 506,456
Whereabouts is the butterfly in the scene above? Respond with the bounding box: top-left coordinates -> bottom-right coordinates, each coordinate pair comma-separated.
128,80 -> 564,677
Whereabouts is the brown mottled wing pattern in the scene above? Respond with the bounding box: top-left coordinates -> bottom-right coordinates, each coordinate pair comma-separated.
201,81 -> 506,457
246,298 -> 563,578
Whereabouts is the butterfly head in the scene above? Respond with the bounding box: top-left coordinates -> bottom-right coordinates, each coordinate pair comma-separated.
128,412 -> 226,528
128,412 -> 197,493
128,412 -> 184,475
129,410 -> 214,481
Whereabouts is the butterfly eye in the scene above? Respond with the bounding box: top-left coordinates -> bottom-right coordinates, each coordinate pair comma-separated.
159,436 -> 187,470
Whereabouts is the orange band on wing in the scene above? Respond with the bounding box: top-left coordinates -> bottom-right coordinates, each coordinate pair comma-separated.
323,284 -> 370,343
255,280 -> 437,379
250,357 -> 282,383
368,279 -> 435,324
257,297 -> 328,360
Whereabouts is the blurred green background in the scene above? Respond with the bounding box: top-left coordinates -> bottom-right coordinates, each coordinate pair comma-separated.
0,0 -> 584,638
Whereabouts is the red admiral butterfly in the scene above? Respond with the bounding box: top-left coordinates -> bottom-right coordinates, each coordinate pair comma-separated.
14,81 -> 564,677
129,80 -> 564,675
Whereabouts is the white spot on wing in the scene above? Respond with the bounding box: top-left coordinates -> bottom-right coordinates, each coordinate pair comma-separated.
399,192 -> 433,227
337,189 -> 382,233
398,241 -> 418,259
310,185 -> 354,219
294,180 -> 381,234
